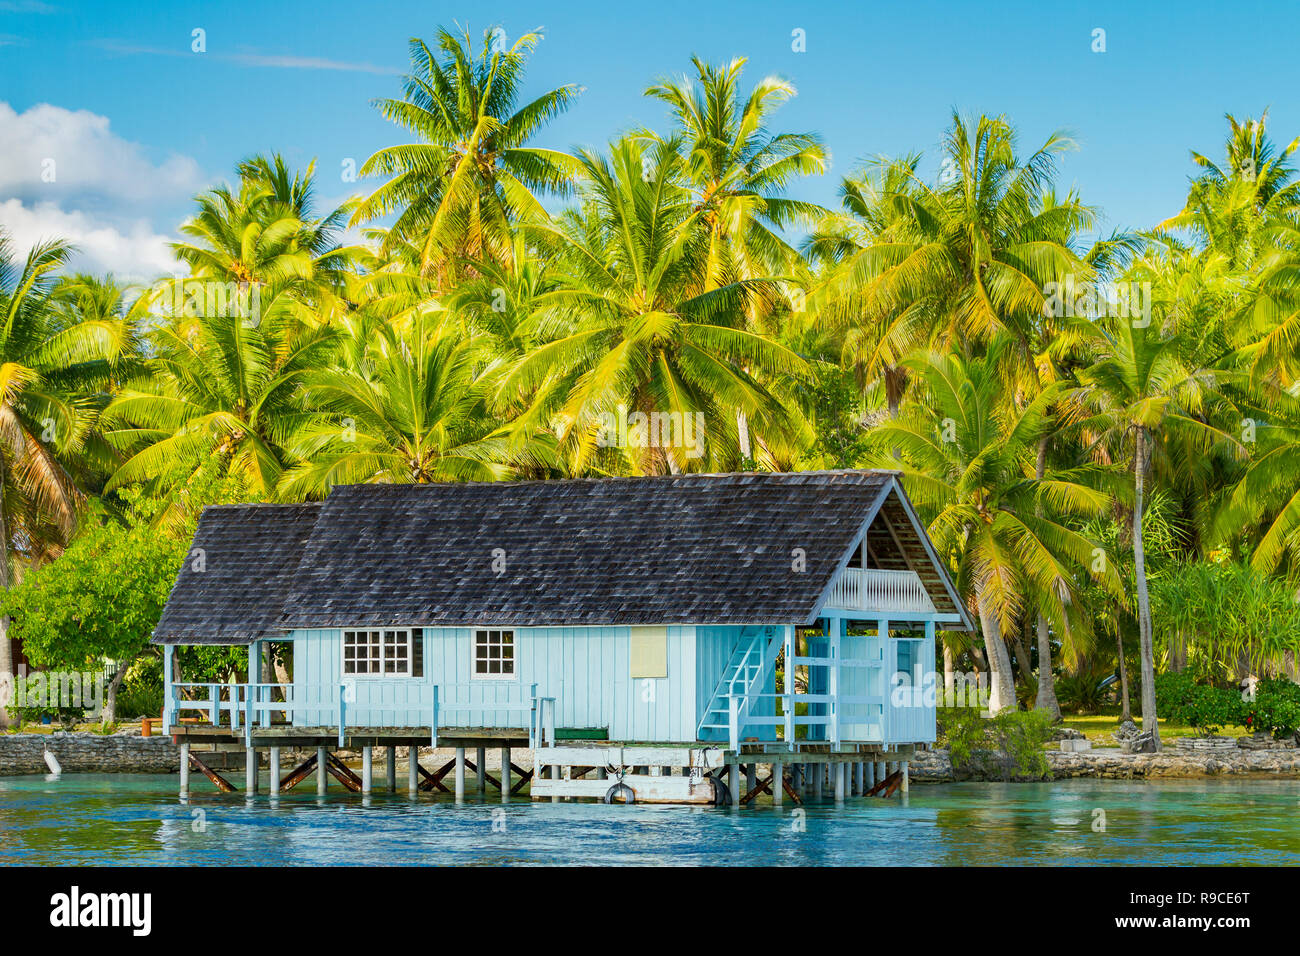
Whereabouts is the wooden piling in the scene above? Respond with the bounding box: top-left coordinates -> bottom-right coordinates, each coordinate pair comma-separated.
454,747 -> 466,801
245,748 -> 257,793
901,760 -> 910,794
476,747 -> 486,793
317,746 -> 328,795
772,762 -> 783,805
270,747 -> 281,795
179,742 -> 190,797
362,746 -> 373,795
386,745 -> 397,793
500,748 -> 511,802
408,746 -> 419,796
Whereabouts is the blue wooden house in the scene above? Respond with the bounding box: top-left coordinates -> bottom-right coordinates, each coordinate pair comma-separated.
154,470 -> 971,804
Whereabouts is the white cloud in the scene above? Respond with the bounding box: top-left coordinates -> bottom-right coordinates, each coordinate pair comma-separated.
0,199 -> 178,281
0,101 -> 202,208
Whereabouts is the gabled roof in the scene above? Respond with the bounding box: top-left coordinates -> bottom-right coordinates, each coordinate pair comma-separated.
152,503 -> 323,645
152,471 -> 972,644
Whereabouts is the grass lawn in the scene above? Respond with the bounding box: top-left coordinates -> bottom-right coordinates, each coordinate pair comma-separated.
1058,708 -> 1248,747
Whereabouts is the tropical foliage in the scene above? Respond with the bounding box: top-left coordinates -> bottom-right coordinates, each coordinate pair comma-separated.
2,27 -> 1299,744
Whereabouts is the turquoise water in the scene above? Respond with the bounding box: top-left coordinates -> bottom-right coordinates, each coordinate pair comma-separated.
1,774 -> 1297,866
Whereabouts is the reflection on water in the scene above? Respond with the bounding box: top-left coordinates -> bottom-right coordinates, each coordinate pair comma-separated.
0,775 -> 1297,866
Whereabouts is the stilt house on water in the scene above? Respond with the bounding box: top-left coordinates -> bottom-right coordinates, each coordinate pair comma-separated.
154,470 -> 972,804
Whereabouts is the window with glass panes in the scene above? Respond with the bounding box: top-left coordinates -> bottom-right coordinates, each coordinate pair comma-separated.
473,629 -> 514,678
342,628 -> 423,677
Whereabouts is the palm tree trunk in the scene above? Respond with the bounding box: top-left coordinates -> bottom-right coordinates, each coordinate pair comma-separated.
1133,427 -> 1161,750
942,641 -> 956,707
1034,614 -> 1062,720
1032,435 -> 1061,719
976,593 -> 1017,714
1117,631 -> 1133,722
0,469 -> 12,733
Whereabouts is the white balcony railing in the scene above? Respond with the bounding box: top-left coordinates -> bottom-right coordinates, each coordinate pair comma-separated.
826,568 -> 936,614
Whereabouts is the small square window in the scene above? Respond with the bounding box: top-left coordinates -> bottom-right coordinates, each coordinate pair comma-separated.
473,629 -> 515,679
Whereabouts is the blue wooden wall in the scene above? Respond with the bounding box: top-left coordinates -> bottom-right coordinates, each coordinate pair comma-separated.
289,624 -> 742,742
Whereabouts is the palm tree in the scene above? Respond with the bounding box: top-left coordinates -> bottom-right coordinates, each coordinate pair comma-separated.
279,310 -> 518,496
102,312 -> 337,499
873,343 -> 1120,713
504,136 -> 810,475
813,115 -> 1095,423
0,235 -> 129,728
1075,318 -> 1242,749
352,26 -> 581,284
646,56 -> 828,294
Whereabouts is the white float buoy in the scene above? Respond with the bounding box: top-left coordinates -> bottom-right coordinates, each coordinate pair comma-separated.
43,748 -> 62,776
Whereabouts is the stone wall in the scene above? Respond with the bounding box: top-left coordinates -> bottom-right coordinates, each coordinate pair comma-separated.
909,745 -> 1300,782
0,732 -> 180,775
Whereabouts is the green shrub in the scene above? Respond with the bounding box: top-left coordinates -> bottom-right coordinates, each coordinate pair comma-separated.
940,706 -> 1053,781
115,656 -> 164,720
1056,667 -> 1110,715
1154,672 -> 1243,735
1244,679 -> 1300,739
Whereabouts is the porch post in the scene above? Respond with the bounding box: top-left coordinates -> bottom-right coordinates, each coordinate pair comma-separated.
163,644 -> 175,732
783,625 -> 795,747
829,615 -> 842,750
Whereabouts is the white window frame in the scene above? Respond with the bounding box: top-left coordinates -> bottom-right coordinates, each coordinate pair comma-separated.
472,629 -> 516,680
342,628 -> 420,679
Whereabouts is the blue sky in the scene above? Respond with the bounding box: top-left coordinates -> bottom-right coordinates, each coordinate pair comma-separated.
1,0 -> 1296,277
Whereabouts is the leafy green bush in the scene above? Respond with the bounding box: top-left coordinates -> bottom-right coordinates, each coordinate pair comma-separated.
1243,679 -> 1300,739
115,657 -> 164,720
1154,672 -> 1243,735
940,707 -> 1053,781
1056,667 -> 1110,715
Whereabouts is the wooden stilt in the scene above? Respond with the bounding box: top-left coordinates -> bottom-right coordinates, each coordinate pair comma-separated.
772,762 -> 783,805
317,746 -> 328,795
476,746 -> 486,793
865,760 -> 876,791
270,747 -> 281,795
386,745 -> 397,793
408,746 -> 419,796
325,753 -> 363,792
245,748 -> 257,793
187,751 -> 236,794
746,763 -> 757,792
179,742 -> 190,797
362,746 -> 373,795
500,747 -> 511,802
454,746 -> 466,801
901,760 -> 910,794
279,753 -> 318,792
509,763 -> 533,795
812,763 -> 823,800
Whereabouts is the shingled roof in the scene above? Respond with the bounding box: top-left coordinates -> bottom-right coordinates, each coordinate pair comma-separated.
153,503 -> 323,645
152,471 -> 972,643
